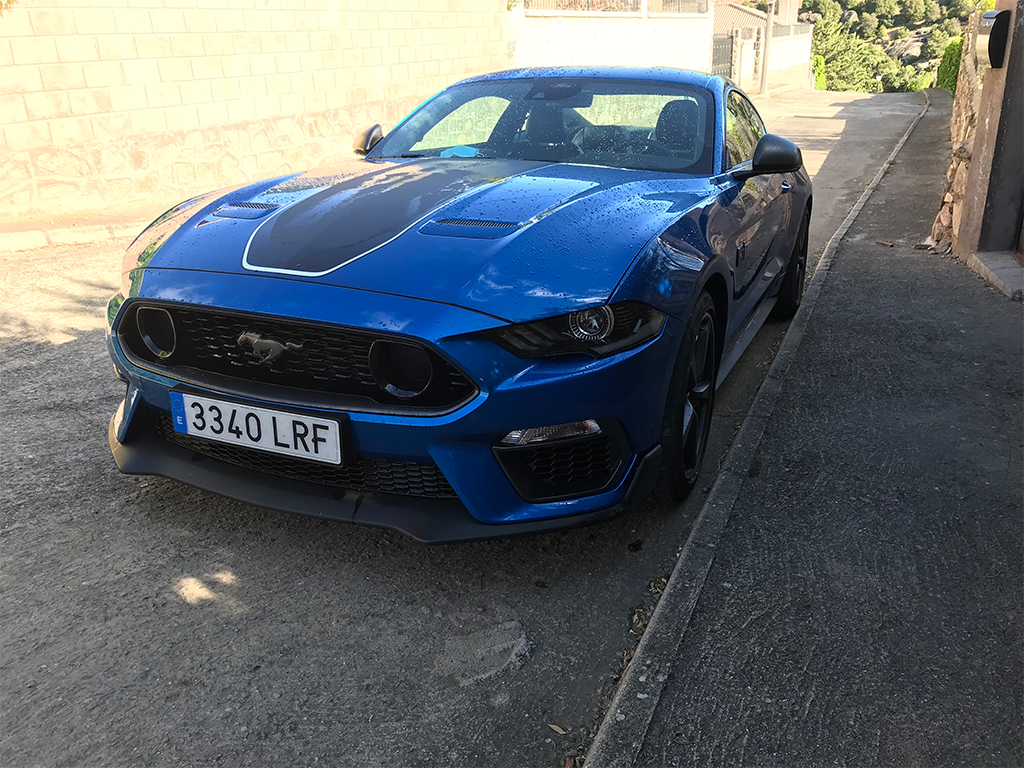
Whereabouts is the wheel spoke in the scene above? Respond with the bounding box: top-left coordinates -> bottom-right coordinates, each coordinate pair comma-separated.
691,324 -> 709,380
680,401 -> 695,445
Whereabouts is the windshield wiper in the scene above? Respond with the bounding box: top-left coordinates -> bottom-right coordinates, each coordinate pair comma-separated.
375,154 -> 426,159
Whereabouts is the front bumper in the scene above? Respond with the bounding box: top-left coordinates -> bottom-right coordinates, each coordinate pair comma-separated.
106,269 -> 686,539
109,414 -> 662,543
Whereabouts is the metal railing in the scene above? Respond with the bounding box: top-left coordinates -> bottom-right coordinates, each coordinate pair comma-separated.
772,23 -> 814,37
524,0 -> 642,11
523,0 -> 710,14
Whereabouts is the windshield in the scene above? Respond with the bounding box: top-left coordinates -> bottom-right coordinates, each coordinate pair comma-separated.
369,78 -> 716,175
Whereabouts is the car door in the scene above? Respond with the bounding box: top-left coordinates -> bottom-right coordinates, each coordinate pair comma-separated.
734,93 -> 793,299
710,91 -> 789,335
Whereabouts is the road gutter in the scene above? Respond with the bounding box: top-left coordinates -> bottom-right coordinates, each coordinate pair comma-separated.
584,91 -> 932,768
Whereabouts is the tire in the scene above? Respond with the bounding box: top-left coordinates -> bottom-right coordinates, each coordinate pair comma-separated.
773,208 -> 810,320
653,290 -> 719,503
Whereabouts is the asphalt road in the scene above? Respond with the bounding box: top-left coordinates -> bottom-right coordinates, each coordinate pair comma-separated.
0,90 -> 925,767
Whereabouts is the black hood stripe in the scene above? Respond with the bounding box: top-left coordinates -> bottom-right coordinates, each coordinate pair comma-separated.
242,159 -> 545,278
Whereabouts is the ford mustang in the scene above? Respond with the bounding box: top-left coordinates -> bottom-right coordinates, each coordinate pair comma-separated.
106,67 -> 811,542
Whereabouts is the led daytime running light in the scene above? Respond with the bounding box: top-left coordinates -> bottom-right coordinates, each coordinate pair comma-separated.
501,419 -> 601,446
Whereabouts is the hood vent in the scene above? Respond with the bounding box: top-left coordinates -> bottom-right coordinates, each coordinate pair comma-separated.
212,202 -> 279,220
419,217 -> 520,240
434,218 -> 516,228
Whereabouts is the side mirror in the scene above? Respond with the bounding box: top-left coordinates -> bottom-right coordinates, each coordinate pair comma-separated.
353,124 -> 384,156
734,134 -> 802,179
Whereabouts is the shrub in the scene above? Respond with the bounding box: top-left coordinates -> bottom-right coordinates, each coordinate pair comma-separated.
910,70 -> 933,90
813,54 -> 827,89
936,36 -> 963,94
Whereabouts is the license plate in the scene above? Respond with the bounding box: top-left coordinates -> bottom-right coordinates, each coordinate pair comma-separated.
169,392 -> 342,465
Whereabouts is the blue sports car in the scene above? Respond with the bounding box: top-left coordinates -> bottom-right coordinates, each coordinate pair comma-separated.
106,67 -> 811,542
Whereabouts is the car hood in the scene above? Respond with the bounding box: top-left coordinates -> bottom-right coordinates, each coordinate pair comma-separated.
135,158 -> 713,323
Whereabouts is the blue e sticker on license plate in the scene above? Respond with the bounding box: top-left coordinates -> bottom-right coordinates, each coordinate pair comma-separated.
169,392 -> 342,465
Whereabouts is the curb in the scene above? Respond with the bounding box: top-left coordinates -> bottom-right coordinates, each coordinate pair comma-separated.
962,250 -> 1024,300
0,221 -> 147,254
584,91 -> 933,768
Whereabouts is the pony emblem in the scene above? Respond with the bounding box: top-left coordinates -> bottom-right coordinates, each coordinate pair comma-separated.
237,332 -> 303,365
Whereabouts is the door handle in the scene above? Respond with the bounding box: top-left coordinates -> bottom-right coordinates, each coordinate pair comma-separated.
781,181 -> 791,192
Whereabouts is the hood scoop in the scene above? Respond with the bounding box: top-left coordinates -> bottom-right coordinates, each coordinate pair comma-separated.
212,202 -> 279,220
420,218 -> 519,239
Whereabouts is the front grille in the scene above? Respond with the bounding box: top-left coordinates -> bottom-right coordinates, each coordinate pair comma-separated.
493,426 -> 627,503
153,413 -> 458,498
118,302 -> 476,412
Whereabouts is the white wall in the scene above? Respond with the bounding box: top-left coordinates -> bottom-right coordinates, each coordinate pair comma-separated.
770,31 -> 812,70
509,11 -> 714,73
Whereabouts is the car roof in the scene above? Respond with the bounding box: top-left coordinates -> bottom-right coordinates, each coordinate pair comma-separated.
455,66 -> 721,92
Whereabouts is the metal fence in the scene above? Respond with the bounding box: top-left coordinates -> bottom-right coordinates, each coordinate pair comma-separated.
523,0 -> 710,13
649,0 -> 710,12
772,23 -> 814,37
524,0 -> 642,11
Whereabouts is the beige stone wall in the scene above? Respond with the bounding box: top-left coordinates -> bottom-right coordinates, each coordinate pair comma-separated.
0,0 -> 509,218
931,17 -> 980,250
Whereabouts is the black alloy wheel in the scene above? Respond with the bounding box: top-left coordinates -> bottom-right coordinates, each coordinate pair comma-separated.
773,208 -> 810,319
654,290 -> 719,503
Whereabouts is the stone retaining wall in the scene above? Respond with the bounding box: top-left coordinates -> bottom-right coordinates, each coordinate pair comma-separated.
0,0 -> 509,218
931,17 -> 980,249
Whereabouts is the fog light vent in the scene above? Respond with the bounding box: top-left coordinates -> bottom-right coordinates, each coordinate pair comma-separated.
501,420 -> 601,446
368,339 -> 434,399
136,306 -> 176,359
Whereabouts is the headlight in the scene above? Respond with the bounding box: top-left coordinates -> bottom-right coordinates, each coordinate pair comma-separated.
486,301 -> 665,358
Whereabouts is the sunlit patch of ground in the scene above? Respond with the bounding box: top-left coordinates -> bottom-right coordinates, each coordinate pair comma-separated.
0,241 -> 123,346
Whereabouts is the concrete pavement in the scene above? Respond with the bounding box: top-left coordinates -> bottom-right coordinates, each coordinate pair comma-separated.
589,90 -> 1023,766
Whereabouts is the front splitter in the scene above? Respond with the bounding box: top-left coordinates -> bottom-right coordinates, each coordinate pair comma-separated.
108,415 -> 662,544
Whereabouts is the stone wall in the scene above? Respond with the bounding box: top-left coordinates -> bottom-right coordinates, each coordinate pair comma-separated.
931,16 -> 980,250
0,0 -> 509,218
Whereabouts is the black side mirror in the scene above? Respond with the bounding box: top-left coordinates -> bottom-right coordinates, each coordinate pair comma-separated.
734,134 -> 802,179
353,124 -> 384,156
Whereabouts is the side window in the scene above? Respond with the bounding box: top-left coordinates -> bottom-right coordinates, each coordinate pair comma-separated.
410,97 -> 508,152
725,92 -> 764,168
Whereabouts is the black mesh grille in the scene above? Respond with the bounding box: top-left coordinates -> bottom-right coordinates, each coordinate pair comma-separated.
153,413 -> 457,498
524,435 -> 618,486
494,429 -> 626,503
119,303 -> 476,412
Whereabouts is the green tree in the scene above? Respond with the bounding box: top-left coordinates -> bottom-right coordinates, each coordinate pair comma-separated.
872,0 -> 900,24
902,0 -> 926,24
859,11 -> 880,37
945,0 -> 968,18
937,17 -> 961,36
936,36 -> 963,93
922,28 -> 950,57
813,0 -> 884,90
924,0 -> 943,21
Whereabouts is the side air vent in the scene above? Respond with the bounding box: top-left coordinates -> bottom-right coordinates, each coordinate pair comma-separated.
434,219 -> 516,228
213,202 -> 279,220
